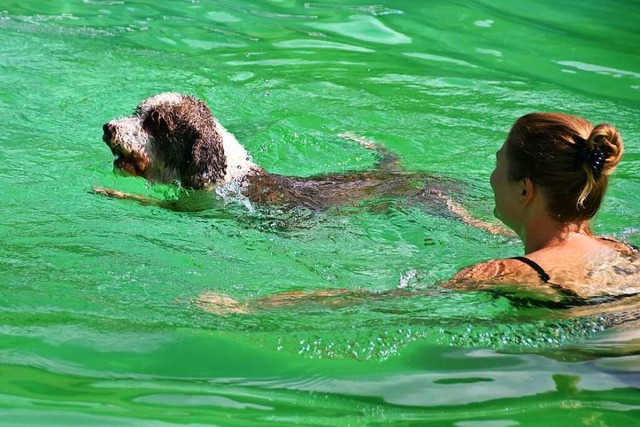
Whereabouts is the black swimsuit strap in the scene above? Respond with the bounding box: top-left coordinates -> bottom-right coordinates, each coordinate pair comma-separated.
510,256 -> 582,300
510,256 -> 551,283
598,236 -> 640,251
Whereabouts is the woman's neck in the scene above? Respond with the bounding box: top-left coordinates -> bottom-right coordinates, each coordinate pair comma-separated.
522,218 -> 591,254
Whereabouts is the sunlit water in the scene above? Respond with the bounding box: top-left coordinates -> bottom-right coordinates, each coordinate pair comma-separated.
1,1 -> 639,425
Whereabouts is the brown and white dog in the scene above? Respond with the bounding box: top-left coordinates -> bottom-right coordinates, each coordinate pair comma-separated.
96,92 -> 494,227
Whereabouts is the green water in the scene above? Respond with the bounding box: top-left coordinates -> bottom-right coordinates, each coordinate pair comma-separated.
1,0 -> 639,425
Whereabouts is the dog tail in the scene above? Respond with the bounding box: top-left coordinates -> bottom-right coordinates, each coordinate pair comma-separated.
338,132 -> 401,171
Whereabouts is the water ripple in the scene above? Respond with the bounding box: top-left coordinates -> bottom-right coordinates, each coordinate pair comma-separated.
306,14 -> 411,45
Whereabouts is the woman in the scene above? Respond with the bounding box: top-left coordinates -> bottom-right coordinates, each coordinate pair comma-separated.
198,113 -> 639,313
450,112 -> 638,302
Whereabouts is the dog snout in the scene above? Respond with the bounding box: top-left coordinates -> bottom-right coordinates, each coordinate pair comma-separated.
102,122 -> 115,144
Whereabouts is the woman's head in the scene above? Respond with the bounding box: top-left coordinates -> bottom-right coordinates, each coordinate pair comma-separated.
503,112 -> 624,223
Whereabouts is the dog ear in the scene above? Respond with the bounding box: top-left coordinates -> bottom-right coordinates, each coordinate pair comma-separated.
149,110 -> 163,128
182,129 -> 227,189
144,107 -> 174,137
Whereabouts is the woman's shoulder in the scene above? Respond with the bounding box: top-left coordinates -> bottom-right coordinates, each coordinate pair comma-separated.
449,237 -> 640,298
451,258 -> 540,283
597,236 -> 639,256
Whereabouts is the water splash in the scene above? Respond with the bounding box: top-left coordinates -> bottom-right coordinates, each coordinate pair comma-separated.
215,179 -> 255,213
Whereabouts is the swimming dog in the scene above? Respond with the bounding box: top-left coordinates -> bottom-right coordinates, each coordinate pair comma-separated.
96,92 -> 495,231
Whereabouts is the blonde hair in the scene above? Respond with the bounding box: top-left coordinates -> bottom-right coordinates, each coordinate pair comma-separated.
577,124 -> 624,206
505,113 -> 624,223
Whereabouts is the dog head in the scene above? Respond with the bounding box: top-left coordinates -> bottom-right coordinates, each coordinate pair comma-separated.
102,93 -> 227,189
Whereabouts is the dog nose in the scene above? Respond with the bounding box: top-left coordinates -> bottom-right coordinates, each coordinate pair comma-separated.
102,123 -> 114,143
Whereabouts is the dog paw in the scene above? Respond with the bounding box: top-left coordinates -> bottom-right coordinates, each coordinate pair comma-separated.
92,186 -> 130,199
338,132 -> 378,150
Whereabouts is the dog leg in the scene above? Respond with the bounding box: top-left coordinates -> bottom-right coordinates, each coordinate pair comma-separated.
338,132 -> 402,171
442,196 -> 515,237
92,186 -> 224,212
92,186 -> 163,207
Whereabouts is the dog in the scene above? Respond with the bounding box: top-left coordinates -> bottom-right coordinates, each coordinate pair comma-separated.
96,92 -> 495,229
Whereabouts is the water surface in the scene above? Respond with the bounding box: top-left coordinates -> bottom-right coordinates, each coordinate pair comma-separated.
1,1 -> 639,425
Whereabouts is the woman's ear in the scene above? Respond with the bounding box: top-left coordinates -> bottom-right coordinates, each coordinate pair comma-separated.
519,178 -> 535,205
